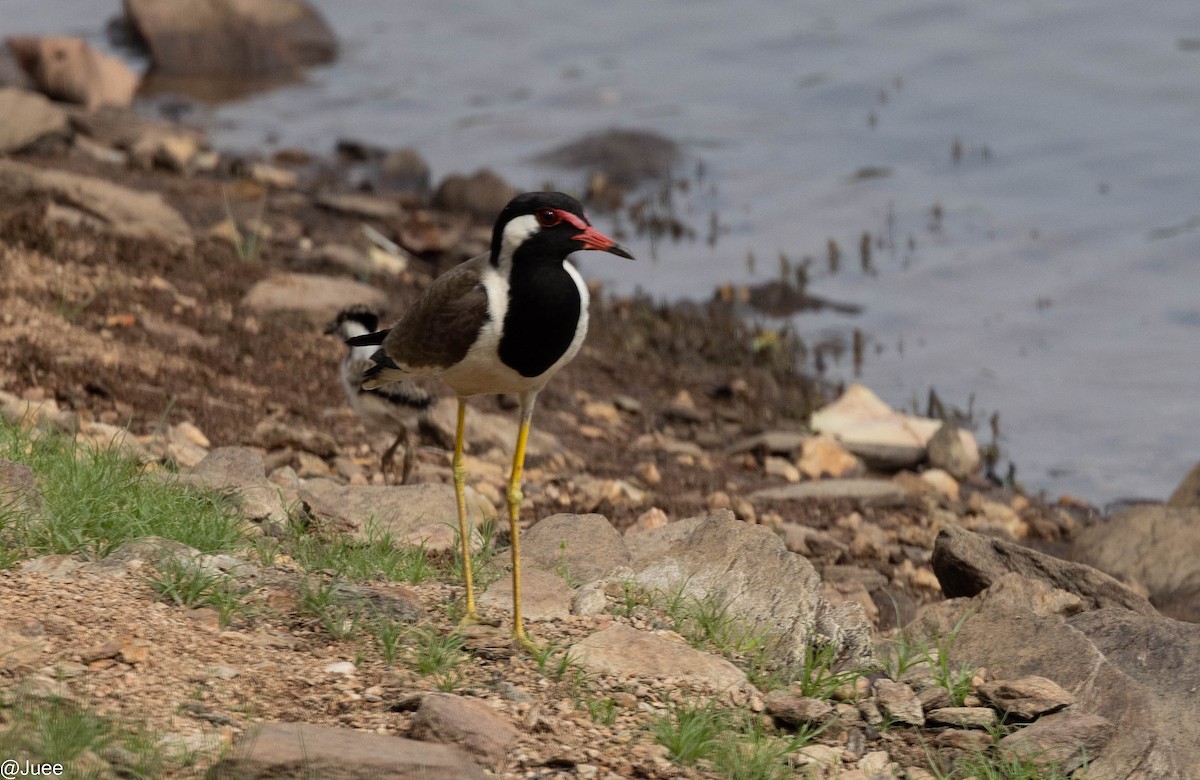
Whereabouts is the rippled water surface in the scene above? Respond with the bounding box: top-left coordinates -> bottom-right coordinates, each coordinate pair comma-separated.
11,0 -> 1200,505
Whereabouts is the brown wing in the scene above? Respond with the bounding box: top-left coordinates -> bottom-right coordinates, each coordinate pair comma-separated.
382,254 -> 490,371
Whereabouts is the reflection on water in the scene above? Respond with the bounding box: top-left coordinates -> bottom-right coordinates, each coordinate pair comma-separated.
11,0 -> 1200,504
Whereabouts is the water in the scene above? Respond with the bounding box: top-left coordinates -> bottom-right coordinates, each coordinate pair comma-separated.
8,0 -> 1200,505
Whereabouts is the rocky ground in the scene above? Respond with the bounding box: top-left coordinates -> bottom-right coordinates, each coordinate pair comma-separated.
2,54 -> 1200,780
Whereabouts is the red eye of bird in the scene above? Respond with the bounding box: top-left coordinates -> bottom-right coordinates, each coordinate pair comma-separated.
535,208 -> 561,228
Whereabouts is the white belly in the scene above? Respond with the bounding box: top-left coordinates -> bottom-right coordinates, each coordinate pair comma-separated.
440,258 -> 590,398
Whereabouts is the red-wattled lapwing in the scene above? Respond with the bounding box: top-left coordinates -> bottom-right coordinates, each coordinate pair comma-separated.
326,305 -> 435,484
346,191 -> 634,645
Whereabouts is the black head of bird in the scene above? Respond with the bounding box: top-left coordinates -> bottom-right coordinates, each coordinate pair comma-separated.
489,191 -> 635,267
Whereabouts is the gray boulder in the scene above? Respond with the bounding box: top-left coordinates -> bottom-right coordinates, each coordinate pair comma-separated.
931,523 -> 1156,615
570,624 -> 748,694
749,478 -> 907,505
630,511 -> 873,668
242,272 -> 388,325
299,480 -> 494,551
125,0 -> 336,78
210,721 -> 486,779
432,169 -> 515,224
1073,505 -> 1200,622
0,87 -> 68,152
183,446 -> 287,523
409,693 -> 519,769
1167,461 -> 1200,507
522,513 -> 630,584
0,159 -> 192,247
910,581 -> 1200,779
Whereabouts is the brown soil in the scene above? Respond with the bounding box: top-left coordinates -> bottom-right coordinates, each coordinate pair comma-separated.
0,137 -> 1089,779
0,146 -> 827,531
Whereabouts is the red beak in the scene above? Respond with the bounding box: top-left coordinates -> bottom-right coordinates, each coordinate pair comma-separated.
574,225 -> 635,259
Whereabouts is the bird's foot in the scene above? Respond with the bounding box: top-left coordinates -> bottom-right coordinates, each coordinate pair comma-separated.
457,609 -> 481,629
512,628 -> 539,654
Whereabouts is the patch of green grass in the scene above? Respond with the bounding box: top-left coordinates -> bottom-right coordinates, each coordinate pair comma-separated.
794,641 -> 862,700
653,584 -> 771,660
298,576 -> 363,640
925,741 -> 1082,780
651,700 -> 728,766
673,590 -> 770,658
408,627 -> 466,690
528,641 -> 577,681
711,714 -> 812,780
742,645 -> 797,694
654,700 -> 824,780
613,580 -> 651,619
877,611 -> 978,708
0,503 -> 26,569
929,612 -> 975,706
0,420 -> 244,561
586,696 -> 618,726
249,535 -> 281,567
0,692 -> 198,778
287,522 -> 434,583
146,556 -> 253,627
879,621 -> 930,682
553,539 -> 580,587
447,513 -> 503,590
221,187 -> 268,264
372,615 -> 406,667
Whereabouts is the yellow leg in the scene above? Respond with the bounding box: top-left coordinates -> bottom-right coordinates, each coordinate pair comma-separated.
453,400 -> 477,624
508,397 -> 536,647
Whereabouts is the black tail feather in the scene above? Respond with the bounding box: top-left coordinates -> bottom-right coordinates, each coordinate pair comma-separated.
362,349 -> 400,382
346,328 -> 389,347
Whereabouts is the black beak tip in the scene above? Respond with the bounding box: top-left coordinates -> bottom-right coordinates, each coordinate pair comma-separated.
608,243 -> 636,260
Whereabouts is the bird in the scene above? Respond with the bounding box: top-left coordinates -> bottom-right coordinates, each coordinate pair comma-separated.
346,191 -> 634,645
325,304 -> 434,484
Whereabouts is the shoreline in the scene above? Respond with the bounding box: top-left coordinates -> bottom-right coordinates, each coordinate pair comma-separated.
3,50 -> 1200,778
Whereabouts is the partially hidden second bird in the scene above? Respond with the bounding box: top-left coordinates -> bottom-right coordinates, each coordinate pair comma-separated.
345,191 -> 634,645
327,304 -> 433,484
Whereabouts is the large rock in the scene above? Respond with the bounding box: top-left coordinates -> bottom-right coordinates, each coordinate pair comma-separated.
533,128 -> 682,187
931,524 -> 1156,615
629,511 -> 873,668
0,87 -> 68,153
409,693 -> 519,769
749,478 -> 906,505
124,0 -> 337,78
432,169 -> 515,224
625,514 -> 707,566
182,446 -> 287,523
0,160 -> 192,247
570,625 -> 748,694
242,272 -> 388,324
477,567 -> 572,622
1168,461 -> 1200,507
211,721 -> 487,779
299,480 -> 494,551
910,585 -> 1200,779
976,675 -> 1075,720
7,37 -> 138,109
926,421 -> 975,480
315,192 -> 401,220
1073,505 -> 1200,622
998,712 -> 1114,774
522,513 -> 630,584
811,384 -> 979,472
